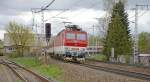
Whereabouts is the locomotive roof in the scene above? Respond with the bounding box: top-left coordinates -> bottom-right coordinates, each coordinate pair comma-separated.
57,25 -> 86,36
57,29 -> 86,35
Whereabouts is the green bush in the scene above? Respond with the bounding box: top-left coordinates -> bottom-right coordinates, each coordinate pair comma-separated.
9,51 -> 22,58
92,54 -> 107,62
125,55 -> 131,64
0,53 -> 3,56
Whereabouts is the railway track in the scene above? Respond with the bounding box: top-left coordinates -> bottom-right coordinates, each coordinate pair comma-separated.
72,58 -> 150,81
78,63 -> 150,80
1,59 -> 53,82
51,57 -> 150,80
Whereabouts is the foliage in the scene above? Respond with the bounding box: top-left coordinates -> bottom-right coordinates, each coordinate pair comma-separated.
92,54 -> 107,62
103,0 -> 127,12
138,32 -> 150,54
9,51 -> 19,58
125,55 -> 130,64
6,21 -> 35,57
103,1 -> 133,60
0,40 -> 3,56
88,35 -> 103,46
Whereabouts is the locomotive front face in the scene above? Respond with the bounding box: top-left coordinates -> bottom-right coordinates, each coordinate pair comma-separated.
64,46 -> 86,61
48,26 -> 88,62
63,31 -> 87,61
65,47 -> 86,57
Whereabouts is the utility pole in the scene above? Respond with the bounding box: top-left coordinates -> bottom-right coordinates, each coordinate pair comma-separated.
41,11 -> 45,34
134,5 -> 139,64
31,4 -> 68,65
31,8 -> 68,34
31,10 -> 35,30
92,25 -> 95,55
133,4 -> 150,64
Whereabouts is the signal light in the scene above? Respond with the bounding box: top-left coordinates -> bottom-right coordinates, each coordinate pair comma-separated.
45,23 -> 51,41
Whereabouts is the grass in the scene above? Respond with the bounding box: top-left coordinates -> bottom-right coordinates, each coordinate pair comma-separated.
34,65 -> 63,78
90,54 -> 107,61
12,57 -> 41,68
11,57 -> 63,79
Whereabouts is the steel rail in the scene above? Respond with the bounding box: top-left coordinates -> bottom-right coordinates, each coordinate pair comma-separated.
2,60 -> 27,82
78,63 -> 150,80
5,59 -> 53,82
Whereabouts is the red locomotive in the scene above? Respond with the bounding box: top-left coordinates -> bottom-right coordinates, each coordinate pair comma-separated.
47,25 -> 88,62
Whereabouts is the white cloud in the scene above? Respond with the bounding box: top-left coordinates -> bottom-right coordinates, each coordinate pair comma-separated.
128,10 -> 150,34
1,3 -> 150,39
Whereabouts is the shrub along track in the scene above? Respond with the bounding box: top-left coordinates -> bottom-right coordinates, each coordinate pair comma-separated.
1,59 -> 54,82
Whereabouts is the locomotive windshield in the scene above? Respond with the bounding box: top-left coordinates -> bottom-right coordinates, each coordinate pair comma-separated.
66,33 -> 75,39
77,34 -> 86,40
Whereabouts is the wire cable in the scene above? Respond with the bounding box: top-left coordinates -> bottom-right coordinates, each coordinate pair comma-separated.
35,0 -> 56,13
43,0 -> 84,22
69,0 -> 101,20
48,0 -> 83,18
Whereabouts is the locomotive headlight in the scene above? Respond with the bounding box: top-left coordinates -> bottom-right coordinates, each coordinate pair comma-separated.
83,48 -> 85,51
65,47 -> 69,51
81,48 -> 85,51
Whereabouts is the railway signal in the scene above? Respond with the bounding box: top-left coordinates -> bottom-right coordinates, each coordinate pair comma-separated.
45,23 -> 51,42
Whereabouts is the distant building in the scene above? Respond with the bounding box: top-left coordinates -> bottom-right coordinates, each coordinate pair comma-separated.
86,46 -> 103,55
87,34 -> 103,55
4,33 -> 47,55
139,54 -> 150,66
4,33 -> 15,54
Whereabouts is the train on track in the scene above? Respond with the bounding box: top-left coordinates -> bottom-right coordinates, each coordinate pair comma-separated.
47,24 -> 88,62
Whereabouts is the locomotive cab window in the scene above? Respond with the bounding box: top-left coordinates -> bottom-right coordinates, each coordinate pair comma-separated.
66,33 -> 75,39
77,34 -> 86,40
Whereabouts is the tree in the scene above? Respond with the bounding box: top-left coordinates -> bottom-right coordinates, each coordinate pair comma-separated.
103,0 -> 127,10
0,40 -> 3,48
6,22 -> 35,57
88,35 -> 103,46
103,1 -> 133,60
0,40 -> 3,56
98,0 -> 127,39
138,32 -> 150,54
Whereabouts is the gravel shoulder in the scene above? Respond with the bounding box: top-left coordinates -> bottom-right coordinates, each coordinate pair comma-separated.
48,58 -> 148,82
6,56 -> 149,82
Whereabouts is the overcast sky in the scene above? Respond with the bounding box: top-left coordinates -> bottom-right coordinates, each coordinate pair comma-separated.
0,0 -> 150,39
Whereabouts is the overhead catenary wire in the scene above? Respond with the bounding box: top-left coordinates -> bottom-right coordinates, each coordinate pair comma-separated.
68,0 -> 102,20
35,0 -> 56,13
44,0 -> 84,21
58,0 -> 83,14
45,0 -> 102,21
129,5 -> 150,22
44,9 -> 69,22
